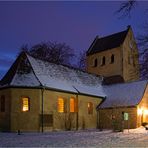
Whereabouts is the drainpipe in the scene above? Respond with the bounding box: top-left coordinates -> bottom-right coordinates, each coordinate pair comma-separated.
73,86 -> 79,130
41,87 -> 45,133
98,110 -> 102,131
97,109 -> 99,129
76,94 -> 79,130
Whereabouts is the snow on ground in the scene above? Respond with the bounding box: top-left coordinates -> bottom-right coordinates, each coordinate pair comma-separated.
0,127 -> 148,147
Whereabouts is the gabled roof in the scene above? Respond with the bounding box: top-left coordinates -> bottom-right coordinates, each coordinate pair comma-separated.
87,27 -> 130,56
1,52 -> 147,107
99,80 -> 148,108
0,53 -> 105,98
0,53 -> 41,87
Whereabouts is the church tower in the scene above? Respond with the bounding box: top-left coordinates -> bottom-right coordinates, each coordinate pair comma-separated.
86,26 -> 140,84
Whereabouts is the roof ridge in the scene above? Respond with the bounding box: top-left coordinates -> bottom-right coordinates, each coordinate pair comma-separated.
26,53 -> 103,80
25,53 -> 43,87
87,35 -> 99,56
87,26 -> 130,55
98,29 -> 128,40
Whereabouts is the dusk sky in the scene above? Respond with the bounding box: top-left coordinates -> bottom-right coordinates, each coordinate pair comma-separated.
0,1 -> 148,79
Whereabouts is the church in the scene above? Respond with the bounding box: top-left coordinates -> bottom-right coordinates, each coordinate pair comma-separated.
0,26 -> 147,132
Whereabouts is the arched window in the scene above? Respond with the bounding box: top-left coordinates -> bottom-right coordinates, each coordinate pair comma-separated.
70,98 -> 75,112
88,102 -> 93,114
22,97 -> 30,112
101,56 -> 105,66
70,97 -> 78,113
58,97 -> 64,113
111,54 -> 114,64
94,58 -> 98,67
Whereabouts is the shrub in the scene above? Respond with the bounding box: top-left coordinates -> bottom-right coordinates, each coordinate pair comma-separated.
142,122 -> 148,127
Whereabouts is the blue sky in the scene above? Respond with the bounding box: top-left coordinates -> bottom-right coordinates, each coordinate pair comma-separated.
0,1 -> 148,79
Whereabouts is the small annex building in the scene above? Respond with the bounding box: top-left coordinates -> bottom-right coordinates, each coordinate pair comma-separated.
0,53 -> 105,132
98,80 -> 148,130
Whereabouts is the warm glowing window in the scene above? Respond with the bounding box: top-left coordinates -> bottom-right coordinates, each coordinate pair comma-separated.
70,98 -> 75,112
88,102 -> 93,114
58,98 -> 64,113
22,97 -> 29,112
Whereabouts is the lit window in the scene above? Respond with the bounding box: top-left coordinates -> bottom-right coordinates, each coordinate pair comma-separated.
22,97 -> 29,112
70,98 -> 75,112
88,102 -> 93,114
0,95 -> 5,112
58,98 -> 64,113
111,54 -> 114,64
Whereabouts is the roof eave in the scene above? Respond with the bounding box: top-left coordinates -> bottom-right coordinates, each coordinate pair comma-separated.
0,85 -> 106,100
98,105 -> 137,110
86,35 -> 99,56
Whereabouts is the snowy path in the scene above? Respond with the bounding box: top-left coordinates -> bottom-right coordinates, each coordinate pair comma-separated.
0,127 -> 148,147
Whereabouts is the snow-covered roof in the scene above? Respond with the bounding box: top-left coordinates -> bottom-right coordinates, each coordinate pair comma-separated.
27,54 -> 105,97
0,53 -> 105,98
11,70 -> 41,87
99,80 -> 148,108
1,52 -> 147,106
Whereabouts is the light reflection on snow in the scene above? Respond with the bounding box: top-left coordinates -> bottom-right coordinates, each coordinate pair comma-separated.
0,127 -> 148,147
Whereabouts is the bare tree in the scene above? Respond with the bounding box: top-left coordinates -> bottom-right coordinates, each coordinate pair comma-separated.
77,50 -> 87,71
116,0 -> 137,18
116,0 -> 148,79
136,22 -> 148,79
17,44 -> 29,57
19,41 -> 75,66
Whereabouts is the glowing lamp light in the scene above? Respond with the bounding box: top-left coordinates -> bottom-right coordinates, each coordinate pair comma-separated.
137,108 -> 143,115
144,110 -> 148,115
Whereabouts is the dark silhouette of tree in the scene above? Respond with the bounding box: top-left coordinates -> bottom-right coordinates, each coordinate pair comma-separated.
20,41 -> 75,66
138,25 -> 148,79
18,44 -> 29,56
77,50 -> 86,71
116,0 -> 137,18
116,0 -> 148,79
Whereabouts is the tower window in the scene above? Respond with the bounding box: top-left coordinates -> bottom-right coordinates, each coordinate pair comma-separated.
94,58 -> 98,67
22,97 -> 30,112
111,54 -> 114,64
101,56 -> 105,66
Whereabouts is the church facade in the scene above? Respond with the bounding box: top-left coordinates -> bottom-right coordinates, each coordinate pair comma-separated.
0,26 -> 147,132
0,53 -> 104,132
